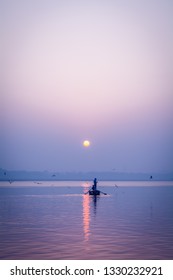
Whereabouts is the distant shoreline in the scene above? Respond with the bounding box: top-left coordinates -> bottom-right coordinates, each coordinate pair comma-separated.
0,170 -> 173,181
1,179 -> 173,182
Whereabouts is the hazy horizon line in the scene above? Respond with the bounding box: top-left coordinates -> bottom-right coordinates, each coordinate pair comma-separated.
1,168 -> 173,174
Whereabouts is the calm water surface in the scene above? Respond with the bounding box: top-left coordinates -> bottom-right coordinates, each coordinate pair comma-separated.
0,181 -> 173,260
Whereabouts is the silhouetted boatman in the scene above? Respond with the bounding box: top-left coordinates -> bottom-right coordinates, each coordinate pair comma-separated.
92,178 -> 97,191
86,178 -> 107,195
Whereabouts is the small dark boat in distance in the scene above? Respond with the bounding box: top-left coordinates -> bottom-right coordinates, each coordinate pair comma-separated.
89,189 -> 100,196
85,178 -> 107,196
89,178 -> 99,196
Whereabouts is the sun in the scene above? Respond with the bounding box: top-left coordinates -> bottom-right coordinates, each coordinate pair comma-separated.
83,140 -> 90,147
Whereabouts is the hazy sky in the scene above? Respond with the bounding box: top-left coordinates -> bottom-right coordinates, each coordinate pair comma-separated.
1,0 -> 173,173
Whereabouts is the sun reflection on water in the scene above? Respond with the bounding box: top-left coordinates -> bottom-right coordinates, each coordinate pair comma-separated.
83,188 -> 90,242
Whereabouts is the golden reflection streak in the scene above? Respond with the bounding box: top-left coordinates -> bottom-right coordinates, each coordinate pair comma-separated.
83,186 -> 90,242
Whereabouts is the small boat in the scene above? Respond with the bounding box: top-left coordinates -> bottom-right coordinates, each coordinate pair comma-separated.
85,178 -> 107,196
84,178 -> 107,196
89,189 -> 100,196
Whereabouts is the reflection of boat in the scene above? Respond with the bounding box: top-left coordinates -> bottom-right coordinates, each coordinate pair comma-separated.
89,189 -> 100,196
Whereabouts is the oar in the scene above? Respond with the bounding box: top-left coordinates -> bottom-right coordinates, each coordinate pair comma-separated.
84,190 -> 89,195
100,191 -> 107,195
84,188 -> 92,195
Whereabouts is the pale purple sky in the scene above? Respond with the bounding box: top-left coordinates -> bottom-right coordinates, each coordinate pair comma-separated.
1,0 -> 173,172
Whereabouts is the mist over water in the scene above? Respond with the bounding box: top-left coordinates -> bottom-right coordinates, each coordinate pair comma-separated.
0,181 -> 173,260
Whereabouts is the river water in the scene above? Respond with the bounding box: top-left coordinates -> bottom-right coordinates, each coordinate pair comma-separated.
0,180 -> 173,259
